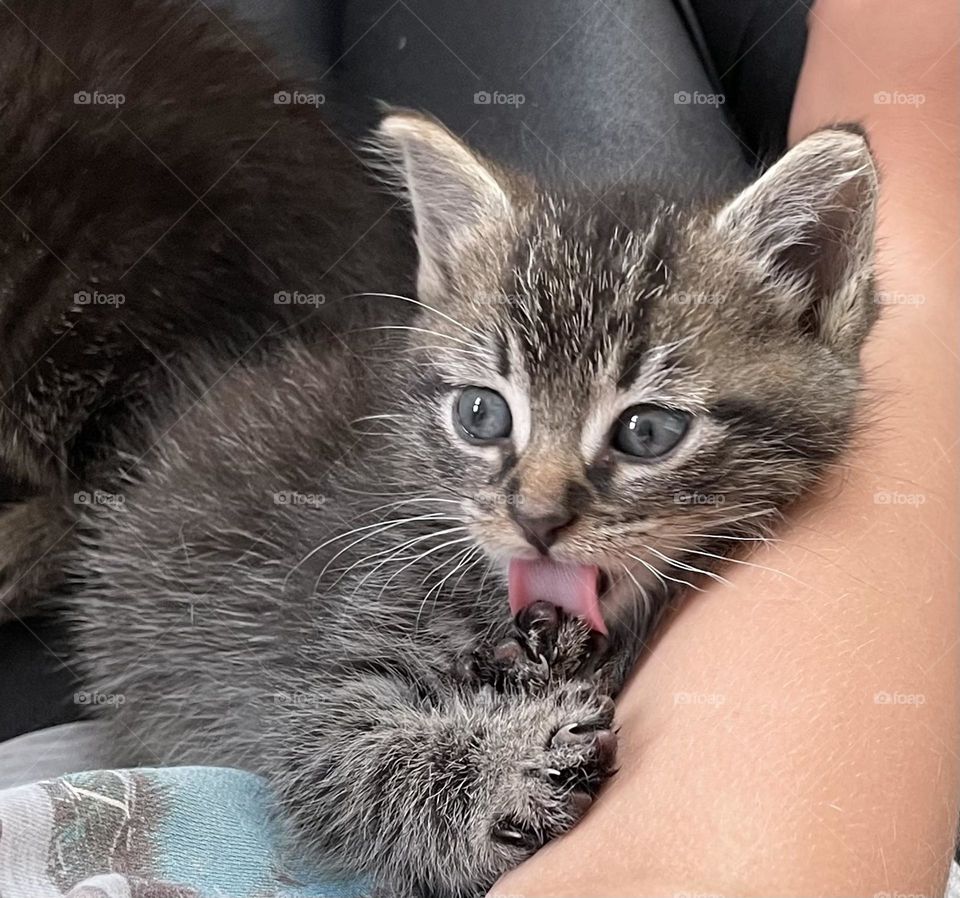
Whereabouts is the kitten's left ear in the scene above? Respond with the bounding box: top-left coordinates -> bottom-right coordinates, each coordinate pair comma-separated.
714,126 -> 879,356
375,110 -> 515,299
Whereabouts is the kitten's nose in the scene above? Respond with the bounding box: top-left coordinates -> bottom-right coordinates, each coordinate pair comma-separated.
513,510 -> 576,554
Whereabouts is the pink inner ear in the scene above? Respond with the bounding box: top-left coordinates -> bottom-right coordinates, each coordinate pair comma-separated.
508,558 -> 606,635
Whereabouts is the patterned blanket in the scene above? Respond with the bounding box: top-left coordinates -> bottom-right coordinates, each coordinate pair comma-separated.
0,767 -> 364,898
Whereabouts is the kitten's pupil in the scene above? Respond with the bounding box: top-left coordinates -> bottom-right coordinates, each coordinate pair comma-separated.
612,405 -> 689,460
455,387 -> 512,443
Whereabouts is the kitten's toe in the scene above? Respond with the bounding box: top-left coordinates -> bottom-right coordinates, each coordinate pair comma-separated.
515,604 -> 609,683
455,631 -> 550,692
515,600 -> 560,657
486,696 -> 618,867
487,636 -> 550,690
544,697 -> 618,791
457,605 -> 611,695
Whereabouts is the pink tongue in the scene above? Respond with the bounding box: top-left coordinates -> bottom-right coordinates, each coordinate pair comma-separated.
508,559 -> 606,635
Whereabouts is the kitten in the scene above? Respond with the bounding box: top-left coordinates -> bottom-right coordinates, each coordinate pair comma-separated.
0,0 -> 411,619
63,98 -> 879,898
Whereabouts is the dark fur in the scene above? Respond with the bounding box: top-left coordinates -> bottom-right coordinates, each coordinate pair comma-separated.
0,0 -> 412,616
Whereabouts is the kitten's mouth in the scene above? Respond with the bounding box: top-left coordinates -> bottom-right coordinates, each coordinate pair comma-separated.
507,559 -> 608,635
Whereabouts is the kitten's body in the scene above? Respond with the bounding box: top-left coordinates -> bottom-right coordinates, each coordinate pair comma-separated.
69,137 -> 877,898
2,3 -> 880,896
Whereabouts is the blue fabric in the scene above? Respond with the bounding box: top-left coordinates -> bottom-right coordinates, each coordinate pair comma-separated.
0,766 -> 365,898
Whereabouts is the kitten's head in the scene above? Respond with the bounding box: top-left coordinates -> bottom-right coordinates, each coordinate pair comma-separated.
376,111 -> 878,636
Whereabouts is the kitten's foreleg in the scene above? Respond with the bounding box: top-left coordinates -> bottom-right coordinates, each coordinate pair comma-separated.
273,674 -> 616,898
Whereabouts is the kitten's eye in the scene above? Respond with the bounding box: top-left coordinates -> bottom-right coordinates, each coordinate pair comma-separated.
454,387 -> 512,443
612,404 -> 689,460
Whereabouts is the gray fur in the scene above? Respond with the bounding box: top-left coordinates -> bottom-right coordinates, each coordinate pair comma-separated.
53,107 -> 881,897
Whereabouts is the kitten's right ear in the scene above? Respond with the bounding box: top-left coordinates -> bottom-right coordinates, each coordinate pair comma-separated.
374,110 -> 514,297
713,126 -> 879,356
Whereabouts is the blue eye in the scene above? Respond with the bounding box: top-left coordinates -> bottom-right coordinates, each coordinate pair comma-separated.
612,405 -> 689,460
455,387 -> 512,443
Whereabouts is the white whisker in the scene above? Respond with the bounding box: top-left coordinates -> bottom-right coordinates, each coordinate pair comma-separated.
344,292 -> 486,341
286,513 -> 453,586
626,551 -> 703,593
643,545 -> 730,586
364,325 -> 482,351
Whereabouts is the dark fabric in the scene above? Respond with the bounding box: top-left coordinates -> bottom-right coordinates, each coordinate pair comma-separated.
677,0 -> 809,162
0,616 -> 80,742
336,0 -> 749,189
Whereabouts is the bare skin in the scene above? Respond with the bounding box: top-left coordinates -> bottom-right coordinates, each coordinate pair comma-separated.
493,0 -> 960,894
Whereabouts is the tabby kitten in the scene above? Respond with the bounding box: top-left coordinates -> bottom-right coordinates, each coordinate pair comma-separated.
66,104 -> 879,898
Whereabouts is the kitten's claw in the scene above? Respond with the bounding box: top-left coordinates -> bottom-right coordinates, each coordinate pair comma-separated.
515,601 -> 560,661
491,821 -> 539,850
457,603 -> 611,694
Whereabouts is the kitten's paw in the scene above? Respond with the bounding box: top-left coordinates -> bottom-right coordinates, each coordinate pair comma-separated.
459,602 -> 608,693
514,601 -> 608,681
360,685 -> 618,897
487,688 -> 618,859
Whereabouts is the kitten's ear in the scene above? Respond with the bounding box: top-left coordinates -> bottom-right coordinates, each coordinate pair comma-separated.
376,110 -> 514,297
714,126 -> 878,355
